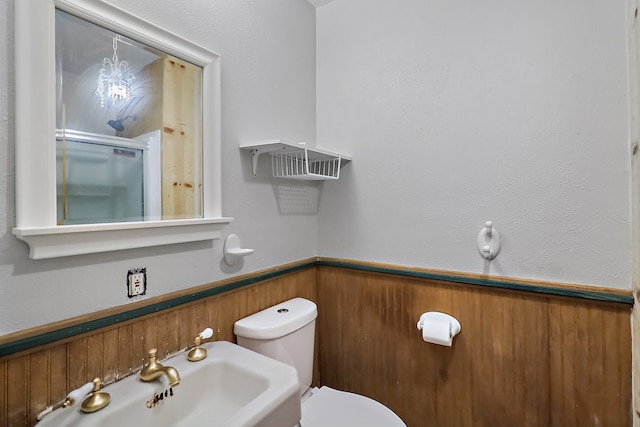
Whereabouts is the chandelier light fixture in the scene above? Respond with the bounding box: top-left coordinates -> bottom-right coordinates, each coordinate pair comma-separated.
96,34 -> 135,108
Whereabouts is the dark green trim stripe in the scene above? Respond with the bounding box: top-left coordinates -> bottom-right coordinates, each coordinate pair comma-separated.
0,259 -> 632,357
317,259 -> 635,305
0,261 -> 316,358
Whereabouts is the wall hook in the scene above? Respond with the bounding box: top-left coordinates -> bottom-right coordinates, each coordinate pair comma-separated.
485,221 -> 493,237
477,221 -> 501,260
223,234 -> 254,266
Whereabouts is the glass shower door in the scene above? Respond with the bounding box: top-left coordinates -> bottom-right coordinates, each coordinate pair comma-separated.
56,130 -> 146,225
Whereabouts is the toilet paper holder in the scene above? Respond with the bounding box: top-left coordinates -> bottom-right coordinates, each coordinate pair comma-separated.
417,312 -> 461,340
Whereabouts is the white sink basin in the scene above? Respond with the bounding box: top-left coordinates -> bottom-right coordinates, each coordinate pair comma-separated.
36,341 -> 301,427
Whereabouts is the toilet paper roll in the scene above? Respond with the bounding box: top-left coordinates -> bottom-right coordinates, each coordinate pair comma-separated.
417,312 -> 461,347
421,319 -> 453,346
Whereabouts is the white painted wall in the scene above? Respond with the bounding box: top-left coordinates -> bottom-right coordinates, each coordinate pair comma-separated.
316,0 -> 632,289
0,0 -> 633,336
0,0 -> 317,335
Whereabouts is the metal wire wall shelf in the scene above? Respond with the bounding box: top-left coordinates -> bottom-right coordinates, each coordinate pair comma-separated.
240,140 -> 351,180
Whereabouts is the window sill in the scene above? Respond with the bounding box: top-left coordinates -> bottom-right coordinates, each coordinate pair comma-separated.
12,218 -> 233,259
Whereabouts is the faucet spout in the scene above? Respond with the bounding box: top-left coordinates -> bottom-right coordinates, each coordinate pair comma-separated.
161,366 -> 181,387
140,349 -> 181,387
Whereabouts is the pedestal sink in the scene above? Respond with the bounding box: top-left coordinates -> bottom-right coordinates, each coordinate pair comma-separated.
36,341 -> 301,427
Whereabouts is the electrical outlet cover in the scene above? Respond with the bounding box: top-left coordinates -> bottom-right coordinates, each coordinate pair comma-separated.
127,267 -> 147,298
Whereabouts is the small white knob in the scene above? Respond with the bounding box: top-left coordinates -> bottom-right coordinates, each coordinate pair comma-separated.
483,245 -> 491,259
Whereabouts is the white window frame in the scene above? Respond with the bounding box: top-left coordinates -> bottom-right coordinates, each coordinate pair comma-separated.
13,0 -> 231,259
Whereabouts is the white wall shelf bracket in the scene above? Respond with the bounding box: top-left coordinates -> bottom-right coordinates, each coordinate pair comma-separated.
250,149 -> 261,177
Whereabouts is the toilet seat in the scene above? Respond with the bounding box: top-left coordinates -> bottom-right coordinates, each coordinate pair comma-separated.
300,386 -> 406,427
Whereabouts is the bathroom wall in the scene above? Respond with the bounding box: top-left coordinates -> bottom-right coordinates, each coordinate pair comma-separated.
315,0 -> 632,290
317,264 -> 632,427
1,262 -> 630,426
0,266 -> 319,426
1,1 -> 637,424
1,0 -> 632,335
0,0 -> 318,335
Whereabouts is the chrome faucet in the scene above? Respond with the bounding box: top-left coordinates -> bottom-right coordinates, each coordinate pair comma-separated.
139,348 -> 181,387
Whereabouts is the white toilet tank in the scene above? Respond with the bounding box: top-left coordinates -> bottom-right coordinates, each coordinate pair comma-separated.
234,298 -> 318,395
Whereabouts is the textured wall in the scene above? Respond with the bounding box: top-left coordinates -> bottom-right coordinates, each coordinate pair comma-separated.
316,0 -> 632,289
0,0 -> 317,335
0,0 -> 633,338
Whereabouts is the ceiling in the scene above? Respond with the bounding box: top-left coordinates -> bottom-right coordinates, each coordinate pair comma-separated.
306,0 -> 335,8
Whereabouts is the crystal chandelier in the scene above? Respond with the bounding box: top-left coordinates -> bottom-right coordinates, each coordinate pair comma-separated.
96,34 -> 135,108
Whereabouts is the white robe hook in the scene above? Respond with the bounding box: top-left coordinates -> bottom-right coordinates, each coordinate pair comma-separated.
477,221 -> 501,261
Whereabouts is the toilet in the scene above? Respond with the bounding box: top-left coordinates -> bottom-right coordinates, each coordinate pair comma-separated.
233,297 -> 406,427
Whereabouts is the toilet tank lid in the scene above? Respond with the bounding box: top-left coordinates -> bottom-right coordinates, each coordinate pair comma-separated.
234,298 -> 318,340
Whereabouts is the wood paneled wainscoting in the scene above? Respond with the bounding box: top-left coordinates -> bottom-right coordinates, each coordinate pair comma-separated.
0,258 -> 633,426
0,262 -> 318,427
317,261 -> 633,427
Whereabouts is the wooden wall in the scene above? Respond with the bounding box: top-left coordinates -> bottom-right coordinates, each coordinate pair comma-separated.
0,261 -> 633,426
0,267 -> 318,427
317,265 -> 633,427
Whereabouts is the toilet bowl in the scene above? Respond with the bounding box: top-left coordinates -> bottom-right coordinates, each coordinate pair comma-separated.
234,297 -> 406,427
299,385 -> 405,427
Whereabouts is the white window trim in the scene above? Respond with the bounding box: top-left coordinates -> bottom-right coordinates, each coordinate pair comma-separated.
13,0 -> 231,259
